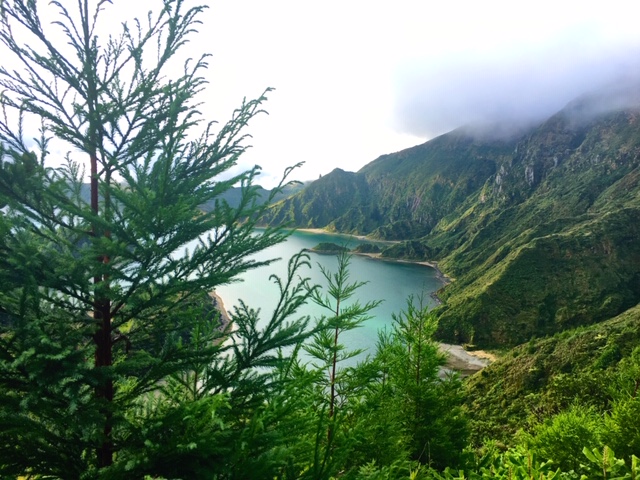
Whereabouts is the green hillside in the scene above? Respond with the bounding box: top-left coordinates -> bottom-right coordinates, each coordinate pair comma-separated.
261,129 -> 514,238
262,85 -> 640,347
258,168 -> 378,232
465,302 -> 640,446
432,105 -> 640,346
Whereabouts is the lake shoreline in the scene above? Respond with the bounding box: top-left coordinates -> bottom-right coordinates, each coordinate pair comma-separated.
215,228 -> 492,374
208,291 -> 232,334
295,227 -> 397,244
211,287 -> 495,373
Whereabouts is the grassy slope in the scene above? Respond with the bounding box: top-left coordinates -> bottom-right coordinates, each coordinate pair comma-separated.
435,207 -> 640,345
260,130 -> 514,238
428,108 -> 640,346
258,168 -> 377,233
464,302 -> 640,445
359,129 -> 512,239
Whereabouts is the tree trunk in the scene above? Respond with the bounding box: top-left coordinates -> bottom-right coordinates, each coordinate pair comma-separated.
85,0 -> 113,463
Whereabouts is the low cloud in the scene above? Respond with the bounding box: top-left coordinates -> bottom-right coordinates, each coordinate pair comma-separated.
392,28 -> 640,139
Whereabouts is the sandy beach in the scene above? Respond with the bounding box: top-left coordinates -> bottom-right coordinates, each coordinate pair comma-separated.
439,343 -> 495,376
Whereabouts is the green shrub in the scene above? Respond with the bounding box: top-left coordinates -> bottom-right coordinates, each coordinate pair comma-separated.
525,404 -> 605,473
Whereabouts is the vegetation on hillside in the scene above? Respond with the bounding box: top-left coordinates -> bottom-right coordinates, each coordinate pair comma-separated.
306,242 -> 383,255
465,304 -> 640,445
1,0 -> 639,478
261,87 -> 640,348
261,131 -> 513,239
429,106 -> 640,346
352,243 -> 382,254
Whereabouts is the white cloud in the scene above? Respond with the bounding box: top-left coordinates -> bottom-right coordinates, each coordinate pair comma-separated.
196,0 -> 640,186
3,1 -> 640,187
391,1 -> 640,138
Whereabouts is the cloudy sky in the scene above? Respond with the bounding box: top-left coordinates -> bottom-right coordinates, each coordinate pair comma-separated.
195,1 -> 640,187
4,1 -> 640,188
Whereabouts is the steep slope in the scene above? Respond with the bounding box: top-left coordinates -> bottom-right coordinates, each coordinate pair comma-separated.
436,207 -> 640,345
359,130 -> 513,239
429,103 -> 640,346
258,168 -> 377,232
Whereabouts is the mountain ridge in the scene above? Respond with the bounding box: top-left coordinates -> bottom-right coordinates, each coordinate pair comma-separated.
260,83 -> 640,347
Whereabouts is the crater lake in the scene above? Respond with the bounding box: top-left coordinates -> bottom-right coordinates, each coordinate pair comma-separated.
216,229 -> 444,359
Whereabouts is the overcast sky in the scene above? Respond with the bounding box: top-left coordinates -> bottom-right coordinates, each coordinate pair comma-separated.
4,1 -> 640,188
194,1 -> 640,187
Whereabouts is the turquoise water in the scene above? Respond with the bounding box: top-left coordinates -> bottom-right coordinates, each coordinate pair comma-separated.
216,229 -> 444,359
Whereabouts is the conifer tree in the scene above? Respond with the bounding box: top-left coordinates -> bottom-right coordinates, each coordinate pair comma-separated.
0,0 -> 308,476
377,297 -> 468,469
302,251 -> 381,478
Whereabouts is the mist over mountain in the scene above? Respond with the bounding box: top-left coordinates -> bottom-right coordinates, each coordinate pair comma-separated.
393,37 -> 640,139
261,81 -> 640,347
433,75 -> 640,142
